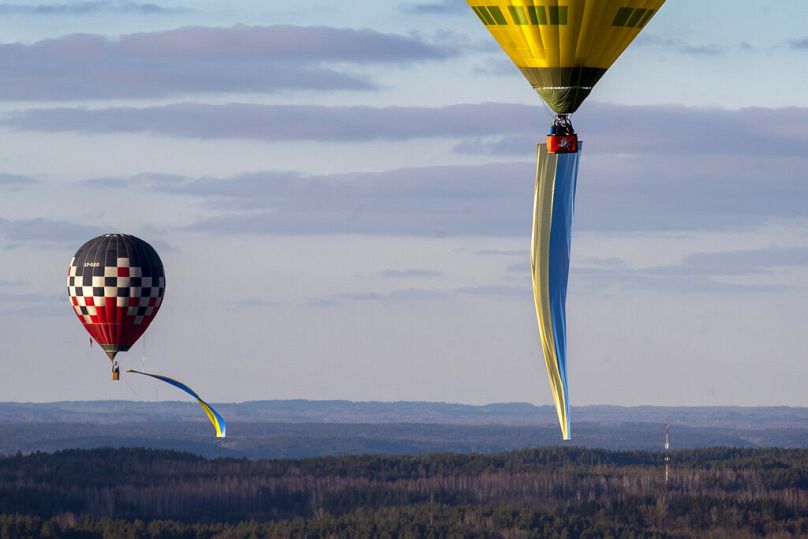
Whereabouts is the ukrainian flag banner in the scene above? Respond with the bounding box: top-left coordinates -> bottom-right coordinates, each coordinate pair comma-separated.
531,143 -> 580,440
127,369 -> 226,438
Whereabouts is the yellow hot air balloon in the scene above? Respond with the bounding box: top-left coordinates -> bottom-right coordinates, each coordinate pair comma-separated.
468,0 -> 665,440
469,0 -> 664,113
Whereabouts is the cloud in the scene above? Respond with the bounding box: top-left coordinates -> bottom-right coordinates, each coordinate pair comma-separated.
0,287 -> 65,317
0,217 -> 102,244
10,102 -> 808,161
0,2 -> 186,15
84,128 -> 808,236
6,102 -> 542,142
557,103 -> 808,158
0,173 -> 36,187
573,248 -> 808,295
471,56 -> 521,77
311,288 -> 449,307
474,249 -> 523,256
0,25 -> 454,100
638,34 -> 808,55
648,247 -> 808,277
400,0 -> 466,14
681,44 -> 724,56
379,269 -> 444,278
452,134 -> 533,156
85,173 -> 187,190
505,263 -> 528,274
787,38 -> 808,50
455,284 -> 527,297
311,283 -> 533,307
231,298 -> 275,309
154,164 -> 531,237
571,156 -> 808,233
575,266 -> 791,295
635,34 -> 726,55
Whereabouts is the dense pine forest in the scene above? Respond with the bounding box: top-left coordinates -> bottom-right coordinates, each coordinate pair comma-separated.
0,447 -> 806,538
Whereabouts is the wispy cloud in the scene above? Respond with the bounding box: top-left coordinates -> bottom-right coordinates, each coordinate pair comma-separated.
378,269 -> 444,278
0,2 -> 187,15
81,125 -> 808,237
573,247 -> 808,295
310,288 -> 449,307
0,173 -> 36,188
635,34 -> 726,55
649,247 -> 808,276
91,163 -> 532,237
640,34 -> 808,55
10,103 -> 808,160
86,173 -> 187,190
575,266 -> 791,295
474,249 -> 523,256
0,217 -> 102,244
452,134 -> 533,156
455,284 -> 527,297
505,262 -> 528,274
6,102 -> 541,142
0,290 -> 65,317
787,38 -> 808,50
400,0 -> 466,14
0,25 -> 455,100
310,282 -> 536,307
231,298 -> 275,309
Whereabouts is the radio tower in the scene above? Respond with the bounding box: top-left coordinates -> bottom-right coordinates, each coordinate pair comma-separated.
664,418 -> 671,492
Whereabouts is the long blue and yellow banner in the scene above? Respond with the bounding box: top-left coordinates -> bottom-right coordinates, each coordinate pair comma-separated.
530,143 -> 580,440
127,369 -> 226,438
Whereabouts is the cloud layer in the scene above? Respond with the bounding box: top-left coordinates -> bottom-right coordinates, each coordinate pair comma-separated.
6,102 -> 540,141
400,0 -> 467,14
0,25 -> 453,100
0,173 -> 35,187
85,138 -> 808,237
0,217 -> 102,243
0,2 -> 185,15
9,102 -> 808,160
573,247 -> 808,295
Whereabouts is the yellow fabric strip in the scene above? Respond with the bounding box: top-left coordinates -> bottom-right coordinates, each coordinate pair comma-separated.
199,401 -> 225,438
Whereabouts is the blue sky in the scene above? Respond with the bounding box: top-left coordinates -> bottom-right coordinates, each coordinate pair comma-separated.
1,0 -> 807,406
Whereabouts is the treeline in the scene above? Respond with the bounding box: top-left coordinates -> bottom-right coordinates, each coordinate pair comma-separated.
0,507 -> 676,539
0,447 -> 805,538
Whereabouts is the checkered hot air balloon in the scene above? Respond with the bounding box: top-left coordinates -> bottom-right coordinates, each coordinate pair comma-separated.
67,234 -> 165,379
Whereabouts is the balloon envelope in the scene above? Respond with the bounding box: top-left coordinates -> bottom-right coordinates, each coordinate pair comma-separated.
468,0 -> 665,113
67,234 -> 165,361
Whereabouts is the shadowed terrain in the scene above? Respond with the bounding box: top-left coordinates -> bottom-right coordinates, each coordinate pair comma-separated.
0,446 -> 805,537
1,401 -> 806,458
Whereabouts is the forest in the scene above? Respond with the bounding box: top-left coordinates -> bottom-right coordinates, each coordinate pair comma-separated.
0,446 -> 805,538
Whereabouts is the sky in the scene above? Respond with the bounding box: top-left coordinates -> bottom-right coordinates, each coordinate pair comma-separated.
1,0 -> 808,406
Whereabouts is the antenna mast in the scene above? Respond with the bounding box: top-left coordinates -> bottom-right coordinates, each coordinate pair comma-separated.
664,418 -> 671,492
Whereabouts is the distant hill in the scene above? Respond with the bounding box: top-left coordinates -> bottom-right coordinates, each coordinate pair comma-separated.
1,400 -> 805,458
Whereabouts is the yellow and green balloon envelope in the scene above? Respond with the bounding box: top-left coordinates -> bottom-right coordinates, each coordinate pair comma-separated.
467,0 -> 664,439
468,0 -> 664,113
